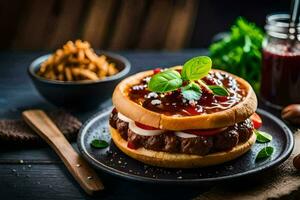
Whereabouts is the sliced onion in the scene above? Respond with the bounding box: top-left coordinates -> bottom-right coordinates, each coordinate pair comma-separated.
128,122 -> 163,136
174,132 -> 198,138
117,112 -> 133,123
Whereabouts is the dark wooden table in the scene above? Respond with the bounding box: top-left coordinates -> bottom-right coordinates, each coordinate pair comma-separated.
0,50 -> 213,200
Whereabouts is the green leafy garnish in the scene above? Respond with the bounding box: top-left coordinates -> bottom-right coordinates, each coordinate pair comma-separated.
255,130 -> 272,143
148,70 -> 182,92
90,139 -> 109,149
208,85 -> 229,96
181,56 -> 212,81
256,146 -> 274,160
148,56 -> 229,101
181,82 -> 202,101
209,17 -> 264,92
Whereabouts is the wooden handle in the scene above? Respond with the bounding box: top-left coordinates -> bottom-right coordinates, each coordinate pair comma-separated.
22,109 -> 104,195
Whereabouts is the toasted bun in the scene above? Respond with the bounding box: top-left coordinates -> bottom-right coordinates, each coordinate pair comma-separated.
112,67 -> 257,130
110,126 -> 256,168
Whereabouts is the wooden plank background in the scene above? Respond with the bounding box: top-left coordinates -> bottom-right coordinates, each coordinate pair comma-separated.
0,0 -> 198,50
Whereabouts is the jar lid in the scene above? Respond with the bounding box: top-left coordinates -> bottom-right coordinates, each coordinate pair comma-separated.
265,14 -> 300,40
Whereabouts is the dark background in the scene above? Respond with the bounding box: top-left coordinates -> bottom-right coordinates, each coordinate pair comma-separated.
0,0 -> 290,51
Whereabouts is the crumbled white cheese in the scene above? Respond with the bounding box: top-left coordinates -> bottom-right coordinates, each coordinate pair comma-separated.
215,72 -> 224,80
196,106 -> 203,113
188,100 -> 196,106
143,77 -> 151,83
206,73 -> 213,79
171,102 -> 176,106
146,92 -> 158,98
132,85 -> 145,90
151,99 -> 161,105
215,79 -> 222,85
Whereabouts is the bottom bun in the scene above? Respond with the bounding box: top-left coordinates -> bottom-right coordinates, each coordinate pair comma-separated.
110,126 -> 256,168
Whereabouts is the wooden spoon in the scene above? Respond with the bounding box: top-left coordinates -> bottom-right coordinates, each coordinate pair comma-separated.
22,109 -> 104,195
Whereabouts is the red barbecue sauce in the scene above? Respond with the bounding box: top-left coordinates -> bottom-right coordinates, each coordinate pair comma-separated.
128,70 -> 247,116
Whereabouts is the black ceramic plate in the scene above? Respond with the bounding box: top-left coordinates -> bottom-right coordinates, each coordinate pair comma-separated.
77,108 -> 294,184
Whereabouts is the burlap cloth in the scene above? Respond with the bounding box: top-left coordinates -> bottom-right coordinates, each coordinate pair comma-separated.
0,110 -> 81,145
195,130 -> 300,200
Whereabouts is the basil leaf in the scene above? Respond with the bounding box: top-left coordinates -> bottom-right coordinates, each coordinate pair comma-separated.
182,82 -> 201,91
91,139 -> 109,149
181,82 -> 202,100
255,130 -> 272,143
208,85 -> 229,96
182,56 -> 212,81
148,70 -> 182,92
256,146 -> 274,160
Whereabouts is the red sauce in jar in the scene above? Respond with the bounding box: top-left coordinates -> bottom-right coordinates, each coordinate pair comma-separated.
261,44 -> 300,107
128,70 -> 247,116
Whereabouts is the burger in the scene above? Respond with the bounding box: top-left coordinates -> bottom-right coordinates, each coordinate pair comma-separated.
109,56 -> 257,168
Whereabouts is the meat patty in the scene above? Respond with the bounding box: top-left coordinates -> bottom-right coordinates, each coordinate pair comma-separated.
109,108 -> 118,129
237,119 -> 253,142
109,110 -> 254,155
116,119 -> 128,140
127,129 -> 144,149
164,133 -> 180,153
143,134 -> 165,151
181,136 -> 213,155
214,130 -> 239,151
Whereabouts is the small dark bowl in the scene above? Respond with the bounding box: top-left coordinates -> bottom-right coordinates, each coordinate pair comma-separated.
28,52 -> 130,110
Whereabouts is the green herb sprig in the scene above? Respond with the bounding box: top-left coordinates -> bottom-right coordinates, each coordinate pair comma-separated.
181,82 -> 202,101
148,56 -> 229,101
255,130 -> 274,160
255,130 -> 272,143
209,17 -> 264,92
90,139 -> 109,149
148,70 -> 182,93
256,146 -> 274,160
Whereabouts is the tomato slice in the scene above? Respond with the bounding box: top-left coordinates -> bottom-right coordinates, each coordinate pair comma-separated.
185,127 -> 227,136
127,141 -> 138,149
250,113 -> 262,129
135,122 -> 160,130
153,68 -> 161,74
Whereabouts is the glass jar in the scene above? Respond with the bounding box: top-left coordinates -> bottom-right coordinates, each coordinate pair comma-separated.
261,14 -> 300,109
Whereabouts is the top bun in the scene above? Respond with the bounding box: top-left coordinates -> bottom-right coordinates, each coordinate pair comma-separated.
112,67 -> 257,130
